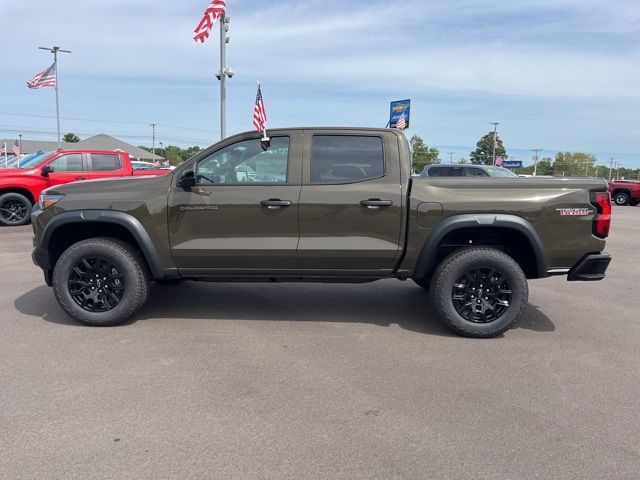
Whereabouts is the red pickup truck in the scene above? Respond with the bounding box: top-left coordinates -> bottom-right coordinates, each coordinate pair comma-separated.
608,179 -> 640,206
0,149 -> 169,226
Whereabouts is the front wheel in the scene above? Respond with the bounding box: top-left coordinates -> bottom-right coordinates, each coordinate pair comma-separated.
614,192 -> 630,206
430,248 -> 528,338
0,192 -> 32,226
52,238 -> 149,326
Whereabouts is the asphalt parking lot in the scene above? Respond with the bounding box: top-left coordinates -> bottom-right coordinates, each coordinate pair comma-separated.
1,207 -> 639,480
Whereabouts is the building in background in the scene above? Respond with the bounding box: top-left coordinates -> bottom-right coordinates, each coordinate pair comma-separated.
0,133 -> 163,162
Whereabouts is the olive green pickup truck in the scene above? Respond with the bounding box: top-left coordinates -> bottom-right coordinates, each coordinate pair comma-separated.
31,128 -> 612,337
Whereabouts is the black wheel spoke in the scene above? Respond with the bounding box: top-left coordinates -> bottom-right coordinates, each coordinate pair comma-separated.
451,265 -> 512,324
68,256 -> 124,312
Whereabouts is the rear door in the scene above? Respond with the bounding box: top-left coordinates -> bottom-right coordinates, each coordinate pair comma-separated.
297,131 -> 404,272
85,152 -> 127,180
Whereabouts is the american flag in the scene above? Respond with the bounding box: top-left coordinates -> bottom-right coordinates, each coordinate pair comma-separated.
12,140 -> 20,156
253,83 -> 267,132
26,63 -> 57,89
396,112 -> 406,130
193,0 -> 226,43
495,156 -> 504,167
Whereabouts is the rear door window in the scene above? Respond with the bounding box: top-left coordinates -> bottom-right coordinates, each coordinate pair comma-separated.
311,135 -> 384,184
465,167 -> 488,177
426,166 -> 448,177
90,154 -> 122,171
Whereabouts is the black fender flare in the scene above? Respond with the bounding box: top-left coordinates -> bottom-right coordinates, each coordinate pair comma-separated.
413,214 -> 547,280
41,210 -> 165,279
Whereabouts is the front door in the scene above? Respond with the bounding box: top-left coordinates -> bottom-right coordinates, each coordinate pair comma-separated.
168,133 -> 302,275
297,132 -> 404,272
45,153 -> 87,186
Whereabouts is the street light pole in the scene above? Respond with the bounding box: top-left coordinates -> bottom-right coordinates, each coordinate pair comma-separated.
38,46 -> 71,149
18,134 -> 22,154
489,122 -> 499,166
150,123 -> 156,161
531,148 -> 543,176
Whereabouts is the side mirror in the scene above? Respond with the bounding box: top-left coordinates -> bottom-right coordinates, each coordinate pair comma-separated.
177,170 -> 196,189
41,165 -> 54,177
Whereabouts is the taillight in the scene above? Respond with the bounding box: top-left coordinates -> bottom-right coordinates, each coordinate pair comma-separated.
590,191 -> 611,238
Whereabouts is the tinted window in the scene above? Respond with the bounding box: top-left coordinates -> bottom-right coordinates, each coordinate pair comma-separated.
465,167 -> 488,177
449,167 -> 465,177
91,154 -> 122,171
49,153 -> 84,172
425,166 -> 447,177
485,166 -> 519,177
311,135 -> 384,184
197,137 -> 289,185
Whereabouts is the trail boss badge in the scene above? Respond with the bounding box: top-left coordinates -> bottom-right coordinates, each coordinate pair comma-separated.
556,208 -> 593,216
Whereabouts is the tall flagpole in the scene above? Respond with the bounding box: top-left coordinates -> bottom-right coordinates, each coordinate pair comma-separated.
220,18 -> 226,140
39,46 -> 71,149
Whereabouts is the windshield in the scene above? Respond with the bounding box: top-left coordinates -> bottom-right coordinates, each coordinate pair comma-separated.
485,166 -> 519,177
16,151 -> 54,168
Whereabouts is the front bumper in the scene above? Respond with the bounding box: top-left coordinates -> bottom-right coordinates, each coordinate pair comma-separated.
30,205 -> 53,286
568,252 -> 611,281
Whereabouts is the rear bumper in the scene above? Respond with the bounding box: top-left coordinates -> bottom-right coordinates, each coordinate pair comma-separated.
568,252 -> 611,281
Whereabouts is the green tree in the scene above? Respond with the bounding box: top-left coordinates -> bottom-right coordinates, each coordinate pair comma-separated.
410,135 -> 440,174
63,132 -> 80,143
554,152 -> 597,176
470,132 -> 508,165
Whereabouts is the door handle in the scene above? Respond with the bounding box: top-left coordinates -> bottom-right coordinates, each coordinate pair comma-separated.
260,199 -> 292,209
360,199 -> 393,209
75,176 -> 86,180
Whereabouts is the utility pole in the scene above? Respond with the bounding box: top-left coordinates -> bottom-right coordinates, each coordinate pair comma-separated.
215,17 -> 233,140
531,148 -> 543,176
38,46 -> 71,149
490,122 -> 499,166
448,152 -> 454,163
150,123 -> 156,161
616,163 -> 621,180
608,158 -> 615,181
17,134 -> 22,168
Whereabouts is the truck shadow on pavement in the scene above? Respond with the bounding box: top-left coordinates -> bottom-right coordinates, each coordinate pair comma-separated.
15,281 -> 554,337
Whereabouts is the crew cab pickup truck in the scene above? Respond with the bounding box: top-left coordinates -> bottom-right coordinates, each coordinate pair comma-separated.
0,149 -> 168,226
31,128 -> 612,337
608,179 -> 640,206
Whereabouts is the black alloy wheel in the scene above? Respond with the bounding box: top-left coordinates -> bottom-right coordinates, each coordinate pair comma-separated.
68,257 -> 125,312
451,266 -> 512,324
0,193 -> 30,226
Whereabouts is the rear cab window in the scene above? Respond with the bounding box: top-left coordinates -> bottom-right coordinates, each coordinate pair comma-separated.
310,135 -> 384,184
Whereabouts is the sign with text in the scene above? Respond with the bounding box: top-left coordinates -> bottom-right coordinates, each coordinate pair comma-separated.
389,99 -> 411,129
502,160 -> 523,169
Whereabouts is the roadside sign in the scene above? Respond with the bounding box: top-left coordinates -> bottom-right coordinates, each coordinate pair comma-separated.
389,99 -> 410,129
502,160 -> 523,169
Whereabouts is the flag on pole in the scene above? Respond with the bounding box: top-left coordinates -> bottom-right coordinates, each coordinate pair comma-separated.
12,140 -> 20,156
253,83 -> 267,133
396,111 -> 406,130
193,0 -> 226,43
495,156 -> 504,167
26,63 -> 57,89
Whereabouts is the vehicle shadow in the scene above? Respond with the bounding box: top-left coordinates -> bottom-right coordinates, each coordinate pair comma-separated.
14,281 -> 554,337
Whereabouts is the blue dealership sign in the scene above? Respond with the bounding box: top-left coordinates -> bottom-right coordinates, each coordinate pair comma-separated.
502,160 -> 523,169
389,99 -> 411,128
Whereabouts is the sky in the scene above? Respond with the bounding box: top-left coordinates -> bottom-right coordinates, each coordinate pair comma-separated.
1,0 -> 639,167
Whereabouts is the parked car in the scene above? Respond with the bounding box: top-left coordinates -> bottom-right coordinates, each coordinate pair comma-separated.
31,128 -> 611,337
131,160 -> 160,171
420,164 -> 520,178
608,179 -> 640,206
0,149 -> 169,226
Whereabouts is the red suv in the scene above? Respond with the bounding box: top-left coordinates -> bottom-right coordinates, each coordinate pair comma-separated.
608,180 -> 640,206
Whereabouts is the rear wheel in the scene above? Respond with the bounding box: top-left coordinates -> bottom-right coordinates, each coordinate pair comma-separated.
614,192 -> 630,206
0,192 -> 32,226
52,238 -> 149,326
430,247 -> 528,338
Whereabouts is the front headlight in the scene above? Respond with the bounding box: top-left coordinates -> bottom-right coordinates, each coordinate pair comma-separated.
39,193 -> 64,210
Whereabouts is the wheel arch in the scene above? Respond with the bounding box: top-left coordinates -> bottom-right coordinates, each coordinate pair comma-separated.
413,214 -> 547,281
0,187 -> 36,204
42,210 -> 165,279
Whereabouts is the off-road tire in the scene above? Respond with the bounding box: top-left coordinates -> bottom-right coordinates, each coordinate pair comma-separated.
52,237 -> 149,326
431,247 -> 528,338
614,192 -> 630,206
0,192 -> 32,226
